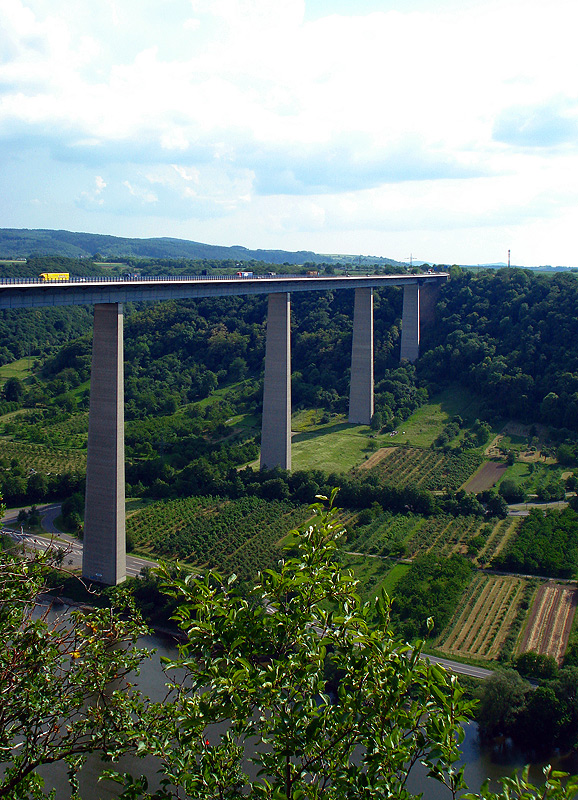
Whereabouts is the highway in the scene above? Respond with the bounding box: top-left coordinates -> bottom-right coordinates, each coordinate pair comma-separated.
0,271 -> 448,311
423,653 -> 493,680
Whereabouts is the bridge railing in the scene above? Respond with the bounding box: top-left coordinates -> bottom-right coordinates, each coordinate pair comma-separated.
0,274 -> 309,285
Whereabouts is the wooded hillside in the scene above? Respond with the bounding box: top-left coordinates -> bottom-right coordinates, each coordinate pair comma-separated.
419,267 -> 578,430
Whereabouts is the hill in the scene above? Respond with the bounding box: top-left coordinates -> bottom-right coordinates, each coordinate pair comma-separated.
0,228 -> 404,267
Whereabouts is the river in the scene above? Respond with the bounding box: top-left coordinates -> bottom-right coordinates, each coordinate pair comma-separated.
38,629 -> 578,799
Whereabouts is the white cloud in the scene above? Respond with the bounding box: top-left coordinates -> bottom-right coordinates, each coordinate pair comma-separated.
123,180 -> 158,204
172,165 -> 199,182
77,174 -> 107,208
1,0 -> 577,264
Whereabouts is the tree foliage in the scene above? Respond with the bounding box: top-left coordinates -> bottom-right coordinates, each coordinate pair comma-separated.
391,553 -> 474,640
102,495 -> 578,800
0,543 -> 150,799
476,665 -> 578,756
113,493 -> 475,799
3,494 -> 578,798
493,506 -> 578,578
419,268 -> 578,431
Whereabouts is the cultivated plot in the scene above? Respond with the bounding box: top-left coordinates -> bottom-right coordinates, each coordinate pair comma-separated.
358,446 -> 482,491
0,438 -> 86,473
403,515 -> 520,564
126,495 -> 308,578
436,574 -> 530,661
462,461 -> 507,493
518,582 -> 578,665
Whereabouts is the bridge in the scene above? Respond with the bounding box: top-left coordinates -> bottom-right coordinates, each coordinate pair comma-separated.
0,272 -> 448,584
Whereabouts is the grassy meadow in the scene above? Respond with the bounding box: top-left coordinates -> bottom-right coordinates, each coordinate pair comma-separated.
0,358 -> 35,387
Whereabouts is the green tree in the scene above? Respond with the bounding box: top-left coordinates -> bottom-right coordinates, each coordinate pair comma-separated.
476,669 -> 530,739
484,491 -> 509,518
463,766 -> 578,800
515,685 -> 561,752
228,356 -> 248,382
0,546 -> 150,798
498,478 -> 525,504
112,495 -> 578,800
557,444 -> 575,466
3,376 -> 25,402
514,651 -> 558,680
370,411 -> 383,431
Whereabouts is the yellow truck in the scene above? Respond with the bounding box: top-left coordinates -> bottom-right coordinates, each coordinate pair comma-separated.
39,272 -> 70,281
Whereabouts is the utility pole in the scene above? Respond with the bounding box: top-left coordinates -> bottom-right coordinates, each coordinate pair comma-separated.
508,249 -> 511,268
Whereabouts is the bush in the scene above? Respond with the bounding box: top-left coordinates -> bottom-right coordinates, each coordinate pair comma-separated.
498,478 -> 525,503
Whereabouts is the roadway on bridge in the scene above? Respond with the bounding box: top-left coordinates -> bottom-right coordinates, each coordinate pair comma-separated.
0,271 -> 448,310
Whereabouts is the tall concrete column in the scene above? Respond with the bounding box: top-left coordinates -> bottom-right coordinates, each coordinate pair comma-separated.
400,283 -> 420,362
260,292 -> 291,470
348,287 -> 374,425
83,303 -> 126,585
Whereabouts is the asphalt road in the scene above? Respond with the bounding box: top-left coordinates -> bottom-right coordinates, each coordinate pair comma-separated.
508,499 -> 569,517
423,653 -> 493,680
2,502 -> 157,578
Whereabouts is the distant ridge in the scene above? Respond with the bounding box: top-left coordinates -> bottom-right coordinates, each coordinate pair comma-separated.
0,228 -> 403,267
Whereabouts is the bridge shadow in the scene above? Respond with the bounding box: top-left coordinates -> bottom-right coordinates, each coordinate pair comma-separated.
291,421 -> 365,444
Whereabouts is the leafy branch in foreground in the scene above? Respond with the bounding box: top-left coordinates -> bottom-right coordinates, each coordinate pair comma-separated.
113,491 -> 471,799
0,548 -> 151,799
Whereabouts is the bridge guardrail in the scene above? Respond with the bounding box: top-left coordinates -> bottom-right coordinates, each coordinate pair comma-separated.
0,274 -> 307,284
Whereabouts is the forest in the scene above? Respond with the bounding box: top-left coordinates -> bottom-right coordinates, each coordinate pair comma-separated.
419,266 -> 578,429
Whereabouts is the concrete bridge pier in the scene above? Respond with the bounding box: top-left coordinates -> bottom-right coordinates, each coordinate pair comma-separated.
82,303 -> 126,585
400,283 -> 420,362
348,287 -> 374,425
260,292 -> 291,470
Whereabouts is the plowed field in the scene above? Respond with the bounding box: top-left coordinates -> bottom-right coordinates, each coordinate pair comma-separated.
518,582 -> 578,664
462,461 -> 507,493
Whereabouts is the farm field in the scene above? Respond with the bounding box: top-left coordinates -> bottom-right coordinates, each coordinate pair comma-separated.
357,446 -> 482,491
291,409 -> 340,432
340,553 -> 393,603
436,573 -> 532,661
403,515 -> 521,564
126,494 -> 308,579
345,512 -> 420,557
288,386 -> 491,473
1,409 -> 89,450
518,582 -> 578,664
0,438 -> 86,473
462,461 -> 507,493
0,357 -> 34,387
343,510 -> 521,565
494,459 -> 567,498
380,562 -> 411,596
382,385 -> 486,448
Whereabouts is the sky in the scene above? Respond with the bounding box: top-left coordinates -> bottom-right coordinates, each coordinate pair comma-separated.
1,0 -> 577,266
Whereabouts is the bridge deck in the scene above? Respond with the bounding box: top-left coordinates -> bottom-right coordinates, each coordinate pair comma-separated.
0,273 -> 448,309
